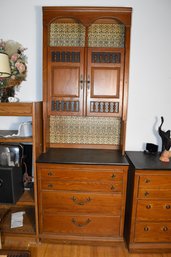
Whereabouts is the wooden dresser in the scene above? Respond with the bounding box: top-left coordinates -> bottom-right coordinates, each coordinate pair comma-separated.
125,151 -> 171,252
37,148 -> 128,244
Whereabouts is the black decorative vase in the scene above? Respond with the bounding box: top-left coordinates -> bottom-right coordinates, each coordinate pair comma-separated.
0,87 -> 15,102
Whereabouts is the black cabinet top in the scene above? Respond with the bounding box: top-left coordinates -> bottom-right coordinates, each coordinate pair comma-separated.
37,148 -> 128,165
126,151 -> 171,170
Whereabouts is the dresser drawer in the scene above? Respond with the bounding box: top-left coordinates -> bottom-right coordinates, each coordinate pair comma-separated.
41,191 -> 122,215
139,174 -> 171,189
41,179 -> 123,193
138,188 -> 171,199
134,222 -> 171,242
41,212 -> 120,237
38,164 -> 124,182
137,200 -> 171,221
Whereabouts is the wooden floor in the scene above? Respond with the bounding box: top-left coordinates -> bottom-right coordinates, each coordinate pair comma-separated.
2,240 -> 171,257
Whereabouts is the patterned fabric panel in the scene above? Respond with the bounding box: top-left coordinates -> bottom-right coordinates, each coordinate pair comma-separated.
50,23 -> 85,47
50,116 -> 121,145
88,24 -> 125,48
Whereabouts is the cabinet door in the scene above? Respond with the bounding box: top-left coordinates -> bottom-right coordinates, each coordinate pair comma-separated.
48,47 -> 84,116
87,48 -> 124,117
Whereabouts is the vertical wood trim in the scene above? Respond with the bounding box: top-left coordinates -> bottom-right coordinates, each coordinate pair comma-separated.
119,167 -> 128,236
43,23 -> 50,152
121,26 -> 131,154
32,102 -> 43,241
129,174 -> 139,242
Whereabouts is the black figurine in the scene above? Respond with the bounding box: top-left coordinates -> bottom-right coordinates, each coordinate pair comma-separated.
158,116 -> 171,162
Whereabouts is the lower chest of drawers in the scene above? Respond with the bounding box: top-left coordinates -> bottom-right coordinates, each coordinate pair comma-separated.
126,169 -> 171,251
37,163 -> 128,242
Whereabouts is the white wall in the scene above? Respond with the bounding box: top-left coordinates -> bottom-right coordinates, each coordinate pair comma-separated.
0,0 -> 171,151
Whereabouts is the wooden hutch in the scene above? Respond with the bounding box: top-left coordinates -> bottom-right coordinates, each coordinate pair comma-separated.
36,6 -> 132,245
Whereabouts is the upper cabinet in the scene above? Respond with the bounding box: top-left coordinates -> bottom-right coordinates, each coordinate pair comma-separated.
43,7 -> 132,151
48,18 -> 85,116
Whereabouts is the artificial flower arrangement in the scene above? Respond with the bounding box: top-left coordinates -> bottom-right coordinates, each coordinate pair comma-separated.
0,39 -> 27,90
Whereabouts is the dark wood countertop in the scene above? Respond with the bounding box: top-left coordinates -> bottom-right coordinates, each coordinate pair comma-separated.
126,151 -> 171,170
37,148 -> 128,165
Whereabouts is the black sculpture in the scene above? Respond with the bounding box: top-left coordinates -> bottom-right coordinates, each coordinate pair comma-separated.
158,116 -> 171,151
158,116 -> 171,162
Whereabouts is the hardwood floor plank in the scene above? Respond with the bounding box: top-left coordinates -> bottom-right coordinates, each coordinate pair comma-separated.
45,244 -> 91,257
29,243 -> 47,257
3,240 -> 171,257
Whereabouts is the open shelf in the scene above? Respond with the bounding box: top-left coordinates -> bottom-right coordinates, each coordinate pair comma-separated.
0,137 -> 33,143
0,101 -> 43,243
1,207 -> 35,235
0,103 -> 33,116
0,130 -> 33,143
17,190 -> 35,207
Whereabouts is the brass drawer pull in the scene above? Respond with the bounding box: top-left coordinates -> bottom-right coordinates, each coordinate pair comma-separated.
162,226 -> 168,232
165,204 -> 171,209
144,191 -> 149,197
47,171 -> 53,176
146,204 -> 152,209
71,196 -> 91,205
71,218 -> 91,227
111,174 -> 116,179
111,185 -> 115,190
144,226 -> 149,232
145,178 -> 150,183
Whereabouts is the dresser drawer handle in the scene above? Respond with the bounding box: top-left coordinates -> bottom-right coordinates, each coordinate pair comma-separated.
47,171 -> 53,176
165,204 -> 171,209
111,185 -> 115,190
146,204 -> 152,209
144,226 -> 149,232
162,226 -> 168,232
111,174 -> 116,179
71,218 -> 91,227
71,196 -> 91,205
145,179 -> 150,183
48,184 -> 53,188
144,191 -> 149,197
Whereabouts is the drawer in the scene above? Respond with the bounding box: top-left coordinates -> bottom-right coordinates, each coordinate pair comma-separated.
138,188 -> 171,199
134,222 -> 171,242
139,174 -> 171,189
41,212 -> 120,237
136,200 -> 171,221
41,179 -> 123,193
37,164 -> 124,182
41,191 -> 122,215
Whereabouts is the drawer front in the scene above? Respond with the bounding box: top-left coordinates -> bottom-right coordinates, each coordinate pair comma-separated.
139,174 -> 171,189
134,222 -> 171,242
41,179 -> 123,193
38,165 -> 124,182
41,191 -> 122,215
137,200 -> 171,221
138,188 -> 171,199
41,212 -> 120,237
